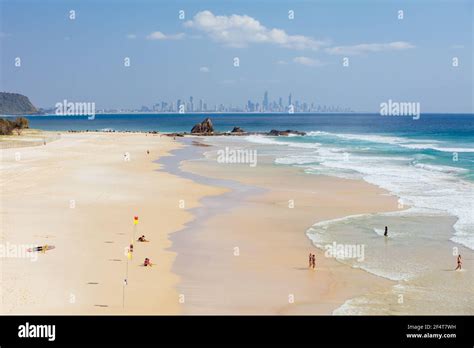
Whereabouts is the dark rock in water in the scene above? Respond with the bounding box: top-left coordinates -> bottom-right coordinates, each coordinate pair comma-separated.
231,126 -> 245,133
191,117 -> 214,134
267,129 -> 306,136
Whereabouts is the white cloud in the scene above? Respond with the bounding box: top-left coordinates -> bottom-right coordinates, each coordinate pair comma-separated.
293,56 -> 324,67
451,44 -> 464,49
276,60 -> 288,65
184,10 -> 327,50
126,34 -> 137,39
199,66 -> 210,73
325,41 -> 415,55
146,31 -> 185,40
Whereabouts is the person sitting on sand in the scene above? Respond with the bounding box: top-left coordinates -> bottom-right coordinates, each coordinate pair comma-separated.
455,254 -> 462,271
138,235 -> 148,242
384,226 -> 388,237
144,258 -> 152,267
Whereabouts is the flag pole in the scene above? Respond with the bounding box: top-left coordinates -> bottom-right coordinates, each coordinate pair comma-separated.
123,254 -> 128,309
122,281 -> 125,308
123,216 -> 137,310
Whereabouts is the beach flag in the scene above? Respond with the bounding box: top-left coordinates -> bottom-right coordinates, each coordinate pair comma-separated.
133,216 -> 139,225
127,250 -> 133,260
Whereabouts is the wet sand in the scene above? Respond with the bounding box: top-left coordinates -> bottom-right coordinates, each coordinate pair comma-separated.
171,137 -> 399,314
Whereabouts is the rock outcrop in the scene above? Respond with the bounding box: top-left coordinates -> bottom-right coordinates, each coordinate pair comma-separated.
267,129 -> 306,136
231,126 -> 245,133
191,117 -> 214,134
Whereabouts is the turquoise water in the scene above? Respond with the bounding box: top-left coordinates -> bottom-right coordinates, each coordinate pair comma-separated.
24,113 -> 474,176
246,124 -> 474,251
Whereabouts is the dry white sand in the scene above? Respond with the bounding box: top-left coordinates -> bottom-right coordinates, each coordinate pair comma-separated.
0,132 -> 224,314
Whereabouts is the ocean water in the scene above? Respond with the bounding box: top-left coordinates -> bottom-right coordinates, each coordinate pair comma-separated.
309,212 -> 474,314
246,129 -> 474,248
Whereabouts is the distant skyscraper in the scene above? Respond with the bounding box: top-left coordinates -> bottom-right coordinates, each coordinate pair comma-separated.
199,99 -> 203,112
189,96 -> 194,112
288,93 -> 292,106
263,91 -> 269,111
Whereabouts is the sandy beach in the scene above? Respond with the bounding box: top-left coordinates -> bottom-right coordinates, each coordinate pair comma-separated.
2,131 -> 470,315
0,131 -> 224,314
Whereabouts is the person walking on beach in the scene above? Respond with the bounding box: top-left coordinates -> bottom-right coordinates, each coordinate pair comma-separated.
311,254 -> 316,269
455,254 -> 462,271
384,226 -> 388,237
309,253 -> 312,268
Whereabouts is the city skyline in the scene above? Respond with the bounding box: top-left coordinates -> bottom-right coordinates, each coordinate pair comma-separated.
41,90 -> 354,114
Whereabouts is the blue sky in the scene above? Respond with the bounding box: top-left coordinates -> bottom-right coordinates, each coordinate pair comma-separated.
0,0 -> 472,112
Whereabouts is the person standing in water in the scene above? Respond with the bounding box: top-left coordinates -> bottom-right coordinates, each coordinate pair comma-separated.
455,254 -> 462,271
384,226 -> 388,237
311,254 -> 316,269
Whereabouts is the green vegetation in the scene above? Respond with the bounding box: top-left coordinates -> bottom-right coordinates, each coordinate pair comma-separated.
0,117 -> 30,135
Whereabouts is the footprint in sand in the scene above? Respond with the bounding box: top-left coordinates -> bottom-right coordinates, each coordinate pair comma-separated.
87,282 -> 99,285
33,235 -> 56,239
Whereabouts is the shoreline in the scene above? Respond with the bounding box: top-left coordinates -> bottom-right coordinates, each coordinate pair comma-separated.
174,135 -> 473,314
169,137 -> 400,314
